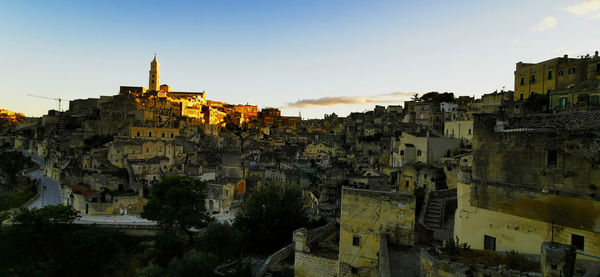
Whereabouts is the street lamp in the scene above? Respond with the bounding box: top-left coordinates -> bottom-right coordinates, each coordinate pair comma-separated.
41,185 -> 47,207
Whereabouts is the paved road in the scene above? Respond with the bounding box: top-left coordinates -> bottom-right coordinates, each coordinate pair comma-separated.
21,152 -> 63,209
27,169 -> 62,209
20,151 -> 156,225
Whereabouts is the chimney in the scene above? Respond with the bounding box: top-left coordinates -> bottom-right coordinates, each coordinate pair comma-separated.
564,54 -> 568,59
595,51 -> 599,58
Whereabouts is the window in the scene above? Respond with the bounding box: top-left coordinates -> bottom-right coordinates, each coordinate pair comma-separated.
547,150 -> 558,166
559,97 -> 568,109
558,71 -> 564,77
400,150 -> 404,156
596,63 -> 600,72
417,150 -> 422,156
468,129 -> 472,135
530,74 -> 536,83
572,234 -> 584,250
547,70 -> 553,80
146,148 -> 149,153
484,235 -> 496,251
148,131 -> 152,137
171,133 -> 174,138
136,132 -> 140,137
520,77 -> 524,85
568,68 -> 576,74
351,267 -> 359,275
405,180 -> 409,188
162,133 -> 165,138
591,95 -> 599,106
352,236 -> 361,246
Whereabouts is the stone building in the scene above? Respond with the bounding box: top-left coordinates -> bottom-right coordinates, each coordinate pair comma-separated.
338,188 -> 415,277
514,51 -> 600,101
454,112 -> 600,267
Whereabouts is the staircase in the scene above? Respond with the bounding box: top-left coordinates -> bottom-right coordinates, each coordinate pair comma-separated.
423,198 -> 444,229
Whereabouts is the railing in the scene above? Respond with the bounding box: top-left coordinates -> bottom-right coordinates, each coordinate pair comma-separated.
253,220 -> 337,277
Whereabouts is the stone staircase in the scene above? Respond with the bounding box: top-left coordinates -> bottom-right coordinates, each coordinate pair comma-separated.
423,198 -> 444,229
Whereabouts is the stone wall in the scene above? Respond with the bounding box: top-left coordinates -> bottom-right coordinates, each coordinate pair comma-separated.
294,252 -> 338,277
455,182 -> 600,260
419,248 -> 539,277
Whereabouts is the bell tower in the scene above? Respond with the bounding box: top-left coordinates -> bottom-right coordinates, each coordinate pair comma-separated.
148,54 -> 160,91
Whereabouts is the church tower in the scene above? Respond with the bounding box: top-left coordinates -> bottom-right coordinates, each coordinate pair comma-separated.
148,55 -> 160,91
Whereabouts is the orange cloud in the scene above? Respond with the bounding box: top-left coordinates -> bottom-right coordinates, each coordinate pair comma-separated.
287,92 -> 415,108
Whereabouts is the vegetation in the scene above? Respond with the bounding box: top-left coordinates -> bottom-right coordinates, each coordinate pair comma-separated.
0,151 -> 37,210
137,176 -> 313,275
521,93 -> 549,114
141,175 -> 212,244
234,184 -> 308,254
440,237 -> 537,272
83,134 -> 113,149
0,205 -> 141,277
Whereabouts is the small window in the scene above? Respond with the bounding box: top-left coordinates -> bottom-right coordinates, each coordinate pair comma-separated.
400,150 -> 404,156
484,235 -> 496,251
148,131 -> 152,137
351,267 -> 359,275
547,70 -> 553,80
531,74 -> 536,83
520,77 -> 525,85
405,180 -> 409,188
572,234 -> 584,250
558,71 -> 564,77
146,148 -> 149,153
171,133 -> 174,138
568,68 -> 576,74
591,95 -> 599,106
468,129 -> 472,135
352,236 -> 361,247
520,93 -> 524,101
162,133 -> 165,138
559,97 -> 568,109
417,150 -> 422,156
547,150 -> 558,166
136,132 -> 140,137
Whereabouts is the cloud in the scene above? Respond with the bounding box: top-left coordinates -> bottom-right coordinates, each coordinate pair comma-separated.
565,0 -> 600,18
532,16 -> 557,32
286,92 -> 415,108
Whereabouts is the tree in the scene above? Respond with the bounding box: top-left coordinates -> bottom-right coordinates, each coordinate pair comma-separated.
203,221 -> 243,260
137,251 -> 219,277
234,184 -> 308,253
0,205 -> 136,276
141,175 -> 212,244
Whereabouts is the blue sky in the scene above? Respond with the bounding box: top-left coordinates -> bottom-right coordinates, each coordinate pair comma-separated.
1,0 -> 599,118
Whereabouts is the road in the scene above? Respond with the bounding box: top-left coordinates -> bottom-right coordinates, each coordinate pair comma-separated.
21,152 -> 63,209
20,151 -> 156,226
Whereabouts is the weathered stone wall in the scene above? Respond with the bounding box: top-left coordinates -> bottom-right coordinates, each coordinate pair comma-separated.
472,114 -> 600,197
420,248 -> 538,277
339,188 -> 415,277
294,252 -> 338,277
455,182 -> 600,259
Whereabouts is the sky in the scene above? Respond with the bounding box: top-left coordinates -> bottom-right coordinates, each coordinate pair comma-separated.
1,0 -> 599,118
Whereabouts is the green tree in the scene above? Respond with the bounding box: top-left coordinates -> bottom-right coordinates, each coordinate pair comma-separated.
234,184 -> 308,253
202,221 -> 243,260
137,251 -> 219,277
141,175 -> 212,244
0,205 -> 136,277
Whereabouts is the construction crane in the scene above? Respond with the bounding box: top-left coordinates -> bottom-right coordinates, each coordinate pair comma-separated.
27,94 -> 65,111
